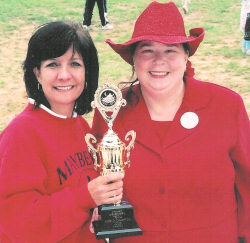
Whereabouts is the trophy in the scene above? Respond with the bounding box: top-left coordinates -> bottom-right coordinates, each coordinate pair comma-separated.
85,83 -> 142,240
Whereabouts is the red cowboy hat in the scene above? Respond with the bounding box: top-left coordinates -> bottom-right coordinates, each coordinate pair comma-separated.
106,1 -> 205,65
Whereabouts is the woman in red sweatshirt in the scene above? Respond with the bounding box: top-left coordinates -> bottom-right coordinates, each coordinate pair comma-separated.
0,21 -> 123,243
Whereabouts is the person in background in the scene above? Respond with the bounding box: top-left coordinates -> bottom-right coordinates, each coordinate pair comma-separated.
83,0 -> 113,30
0,21 -> 123,242
92,1 -> 250,242
104,0 -> 109,23
240,0 -> 250,54
182,0 -> 191,14
243,12 -> 250,54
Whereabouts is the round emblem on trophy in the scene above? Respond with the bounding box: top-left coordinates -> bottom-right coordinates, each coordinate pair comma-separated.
100,89 -> 117,107
91,83 -> 127,126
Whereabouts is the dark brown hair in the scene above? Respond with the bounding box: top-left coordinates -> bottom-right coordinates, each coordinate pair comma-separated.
23,21 -> 99,115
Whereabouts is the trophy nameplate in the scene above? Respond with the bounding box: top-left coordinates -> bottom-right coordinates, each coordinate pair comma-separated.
85,83 -> 142,240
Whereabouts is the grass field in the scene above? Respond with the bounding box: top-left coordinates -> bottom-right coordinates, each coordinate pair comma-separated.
0,0 -> 249,131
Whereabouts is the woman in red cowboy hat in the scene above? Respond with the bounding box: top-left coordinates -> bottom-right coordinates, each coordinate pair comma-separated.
92,1 -> 250,243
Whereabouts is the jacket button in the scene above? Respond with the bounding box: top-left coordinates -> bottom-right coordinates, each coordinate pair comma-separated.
159,186 -> 165,194
161,222 -> 167,228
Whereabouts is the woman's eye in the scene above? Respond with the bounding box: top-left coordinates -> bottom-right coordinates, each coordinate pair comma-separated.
166,49 -> 174,53
71,62 -> 81,67
138,49 -> 153,55
142,49 -> 153,53
46,62 -> 58,67
166,48 -> 178,53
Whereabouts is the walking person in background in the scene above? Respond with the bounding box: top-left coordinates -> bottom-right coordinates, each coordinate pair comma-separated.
92,1 -> 250,242
0,21 -> 123,242
240,0 -> 250,54
182,0 -> 191,14
83,0 -> 113,30
244,12 -> 250,54
104,0 -> 109,23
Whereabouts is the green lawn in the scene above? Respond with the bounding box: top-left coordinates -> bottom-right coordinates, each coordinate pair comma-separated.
0,0 -> 249,131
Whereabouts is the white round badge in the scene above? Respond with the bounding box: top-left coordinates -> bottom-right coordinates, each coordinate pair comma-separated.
180,112 -> 199,129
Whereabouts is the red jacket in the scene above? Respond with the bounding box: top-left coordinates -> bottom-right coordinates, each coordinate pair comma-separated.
92,77 -> 250,243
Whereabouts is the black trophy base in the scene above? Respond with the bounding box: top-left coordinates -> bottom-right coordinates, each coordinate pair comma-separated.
92,200 -> 142,240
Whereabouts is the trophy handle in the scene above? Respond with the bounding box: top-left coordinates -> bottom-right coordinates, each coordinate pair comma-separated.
124,130 -> 136,167
85,133 -> 99,170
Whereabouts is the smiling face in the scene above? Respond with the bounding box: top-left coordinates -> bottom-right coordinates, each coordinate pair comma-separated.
34,46 -> 85,117
133,41 -> 188,98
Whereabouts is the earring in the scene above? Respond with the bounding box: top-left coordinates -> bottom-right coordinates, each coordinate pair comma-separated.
74,102 -> 77,111
38,83 -> 41,90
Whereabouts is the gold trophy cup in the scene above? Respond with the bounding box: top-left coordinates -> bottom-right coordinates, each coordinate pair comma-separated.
85,83 -> 142,240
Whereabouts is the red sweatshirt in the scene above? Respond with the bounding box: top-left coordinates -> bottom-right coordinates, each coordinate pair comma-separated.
0,101 -> 100,243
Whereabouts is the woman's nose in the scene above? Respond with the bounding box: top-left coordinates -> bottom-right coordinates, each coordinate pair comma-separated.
153,52 -> 166,63
58,65 -> 71,80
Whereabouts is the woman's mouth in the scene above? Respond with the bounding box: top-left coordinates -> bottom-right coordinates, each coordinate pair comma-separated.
54,85 -> 74,91
149,71 -> 169,76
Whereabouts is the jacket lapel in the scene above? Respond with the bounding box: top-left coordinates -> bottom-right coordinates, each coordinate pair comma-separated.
162,77 -> 210,149
114,85 -> 162,155
117,78 -> 211,153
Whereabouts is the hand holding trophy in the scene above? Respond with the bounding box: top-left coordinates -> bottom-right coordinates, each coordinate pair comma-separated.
85,83 -> 142,240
